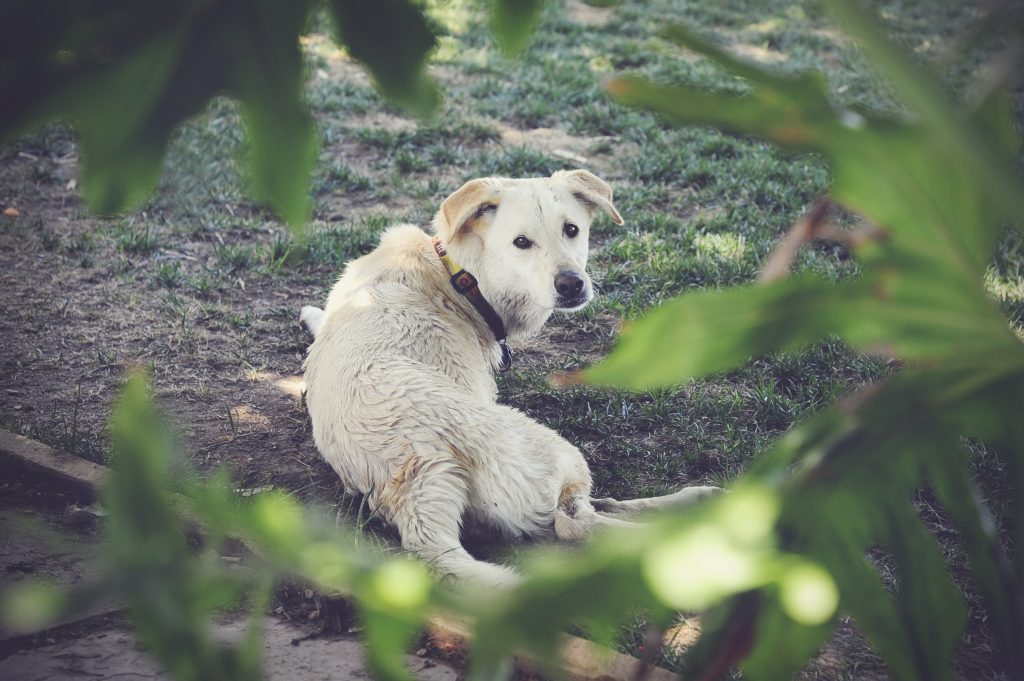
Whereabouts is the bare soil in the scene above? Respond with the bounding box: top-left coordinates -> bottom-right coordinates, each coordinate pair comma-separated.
1,609 -> 460,681
0,149 -> 342,505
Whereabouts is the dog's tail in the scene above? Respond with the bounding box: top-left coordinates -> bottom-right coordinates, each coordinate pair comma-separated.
300,306 -> 325,338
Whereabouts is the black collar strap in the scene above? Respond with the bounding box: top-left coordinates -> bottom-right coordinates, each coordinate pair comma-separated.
432,236 -> 513,372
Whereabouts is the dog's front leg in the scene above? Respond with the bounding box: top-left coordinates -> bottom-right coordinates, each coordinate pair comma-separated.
591,486 -> 723,517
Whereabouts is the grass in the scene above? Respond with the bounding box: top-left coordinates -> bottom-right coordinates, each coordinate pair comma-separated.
153,261 -> 183,288
315,160 -> 375,194
113,219 -> 164,255
1,0 -> 1018,677
499,337 -> 891,499
1,381 -> 107,465
215,242 -> 256,273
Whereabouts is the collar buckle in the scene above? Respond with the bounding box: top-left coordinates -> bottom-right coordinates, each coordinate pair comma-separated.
450,270 -> 478,295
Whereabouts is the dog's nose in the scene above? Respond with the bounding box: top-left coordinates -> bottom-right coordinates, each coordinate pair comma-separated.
554,271 -> 585,298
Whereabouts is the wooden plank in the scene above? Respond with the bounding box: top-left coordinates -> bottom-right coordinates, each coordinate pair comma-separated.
557,635 -> 679,681
427,614 -> 681,681
0,431 -> 108,492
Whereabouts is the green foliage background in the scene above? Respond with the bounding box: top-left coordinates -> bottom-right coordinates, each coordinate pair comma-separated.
2,1 -> 1022,680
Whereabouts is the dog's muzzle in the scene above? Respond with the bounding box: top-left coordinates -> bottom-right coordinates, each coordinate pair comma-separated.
554,271 -> 591,310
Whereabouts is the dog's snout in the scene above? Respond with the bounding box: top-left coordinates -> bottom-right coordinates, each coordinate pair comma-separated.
554,271 -> 585,298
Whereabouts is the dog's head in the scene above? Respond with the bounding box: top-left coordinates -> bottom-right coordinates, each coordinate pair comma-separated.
432,170 -> 623,340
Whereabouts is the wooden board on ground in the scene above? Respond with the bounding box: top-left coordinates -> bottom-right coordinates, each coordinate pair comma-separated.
0,431 -> 107,493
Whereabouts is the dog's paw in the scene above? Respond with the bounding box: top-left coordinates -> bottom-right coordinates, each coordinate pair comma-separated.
590,497 -> 621,512
300,305 -> 325,338
682,485 -> 724,502
438,562 -> 521,592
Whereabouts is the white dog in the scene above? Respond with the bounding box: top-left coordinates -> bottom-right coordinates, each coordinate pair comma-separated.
301,170 -> 719,587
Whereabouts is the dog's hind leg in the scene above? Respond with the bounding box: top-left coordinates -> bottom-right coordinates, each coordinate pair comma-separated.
553,487 -> 642,541
591,486 -> 722,517
386,455 -> 520,589
300,305 -> 325,337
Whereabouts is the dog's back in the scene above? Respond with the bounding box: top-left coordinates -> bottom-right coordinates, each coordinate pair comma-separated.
303,222 -> 503,482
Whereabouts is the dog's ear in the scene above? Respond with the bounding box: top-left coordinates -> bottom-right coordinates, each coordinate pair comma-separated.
433,179 -> 500,242
555,169 -> 624,225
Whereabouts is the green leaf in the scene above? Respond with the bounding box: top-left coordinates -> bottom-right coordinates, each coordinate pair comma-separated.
359,606 -> 418,681
1002,386 -> 1024,626
0,581 -> 67,634
328,0 -> 441,119
585,271 -> 1022,390
468,567 -> 649,681
880,501 -> 965,681
229,0 -> 319,229
67,36 -> 184,215
680,593 -> 761,681
740,592 -> 832,681
491,0 -> 545,55
584,276 -> 858,389
970,91 -> 1020,163
607,73 -> 838,152
105,371 -> 266,681
754,375 -> 1007,681
659,24 -> 832,101
349,559 -> 433,681
813,523 -> 920,681
106,371 -> 178,541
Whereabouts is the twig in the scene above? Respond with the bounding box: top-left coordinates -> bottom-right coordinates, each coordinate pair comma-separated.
758,199 -> 888,283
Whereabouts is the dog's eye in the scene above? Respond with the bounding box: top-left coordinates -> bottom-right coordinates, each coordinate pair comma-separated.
513,235 -> 533,249
563,222 -> 579,238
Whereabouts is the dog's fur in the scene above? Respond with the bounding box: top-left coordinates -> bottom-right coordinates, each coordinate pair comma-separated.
301,170 -> 718,587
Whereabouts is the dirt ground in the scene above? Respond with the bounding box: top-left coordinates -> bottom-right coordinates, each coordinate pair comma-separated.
2,617 -> 460,681
0,204 -> 319,501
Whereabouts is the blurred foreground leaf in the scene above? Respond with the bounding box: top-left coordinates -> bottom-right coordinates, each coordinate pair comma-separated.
491,0 -> 546,55
100,372 -> 264,680
593,22 -> 1023,388
4,3 -> 1022,681
0,0 -> 465,229
328,0 -> 441,119
1,0 -> 317,228
0,581 -> 67,634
